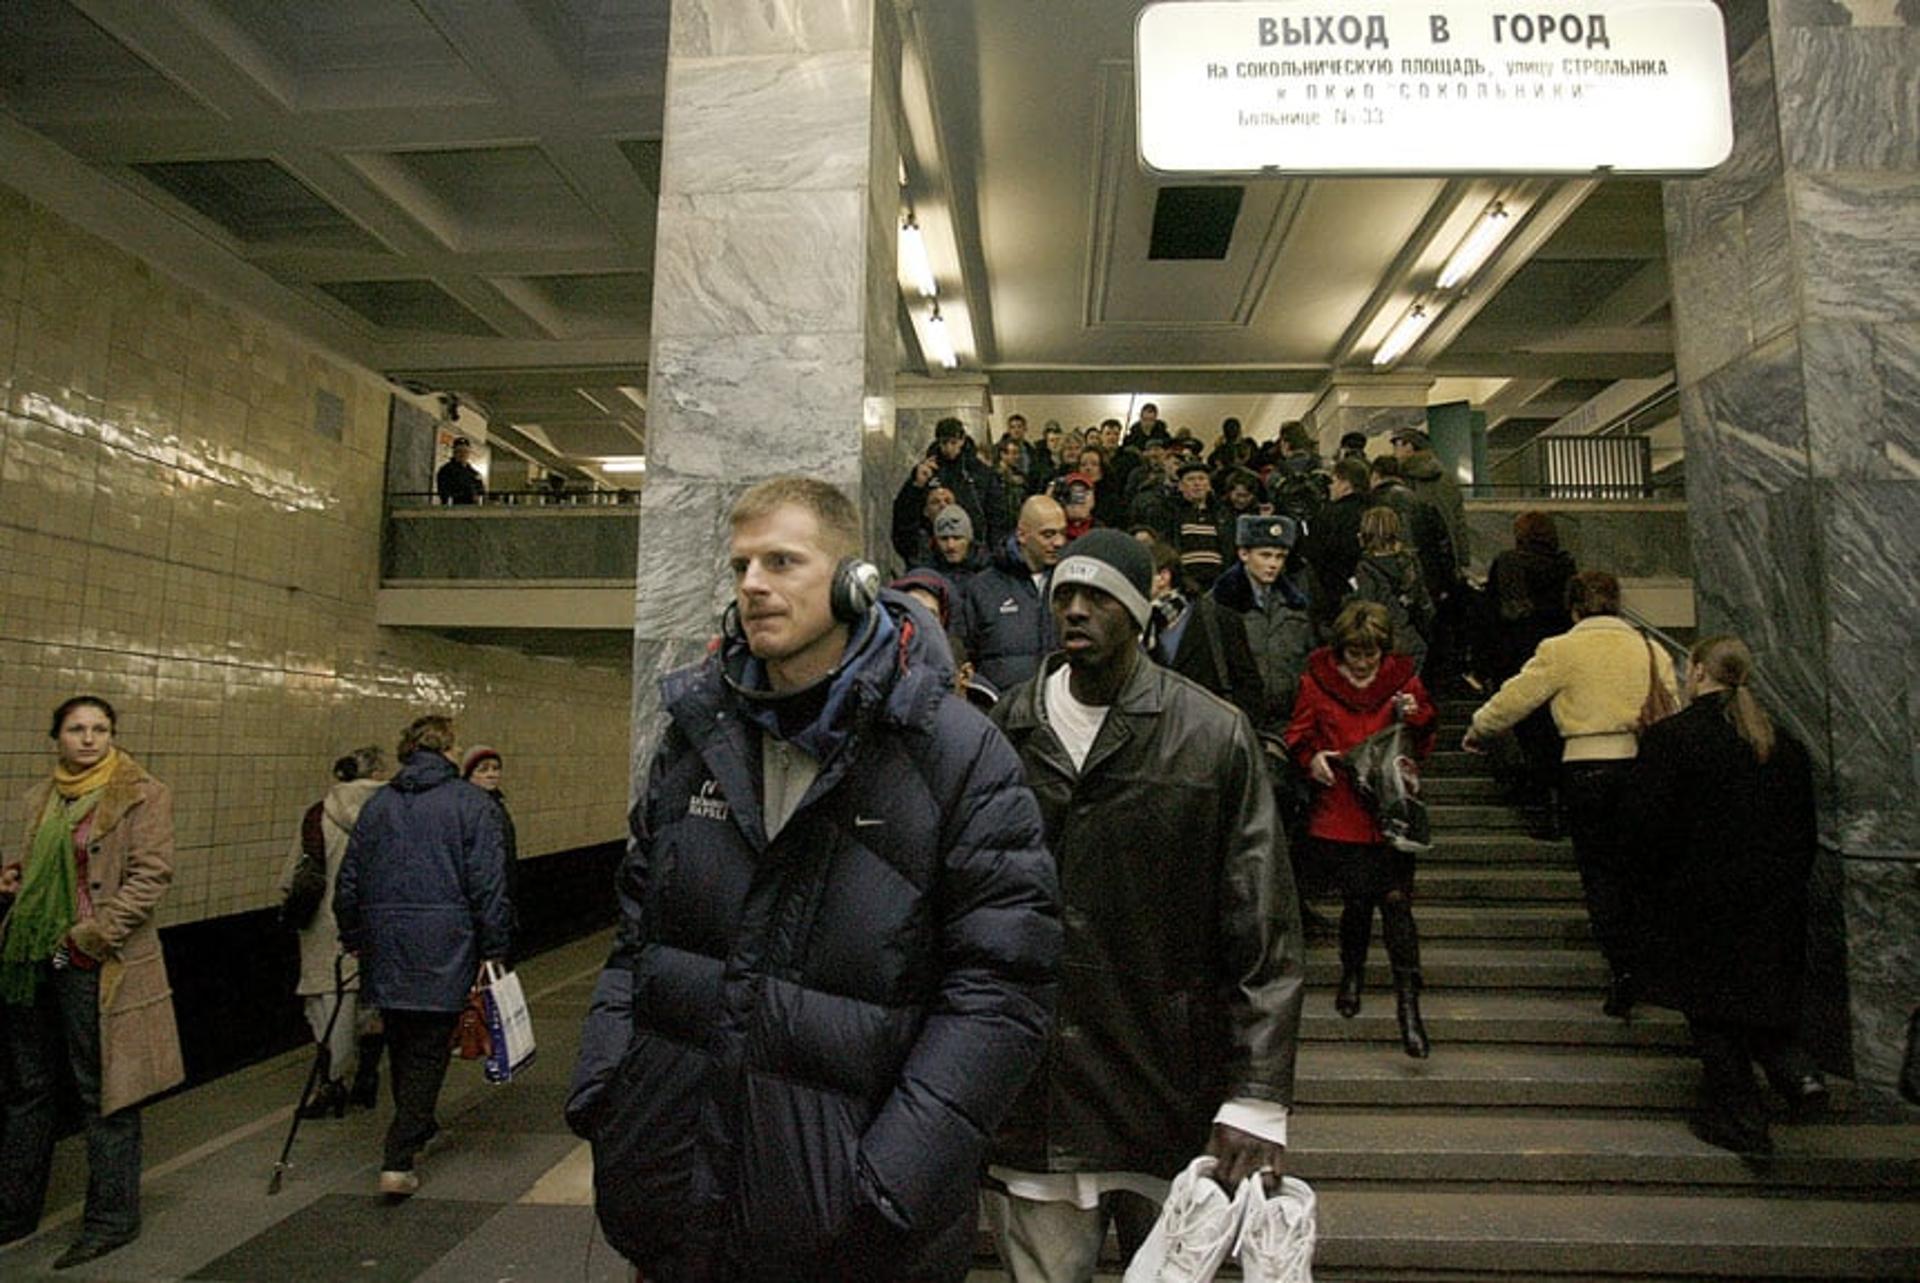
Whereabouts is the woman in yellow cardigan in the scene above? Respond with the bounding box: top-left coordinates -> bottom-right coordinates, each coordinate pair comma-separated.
1462,571 -> 1677,1019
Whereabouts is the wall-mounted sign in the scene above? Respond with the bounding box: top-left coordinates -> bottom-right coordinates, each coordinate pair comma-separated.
1136,1 -> 1732,175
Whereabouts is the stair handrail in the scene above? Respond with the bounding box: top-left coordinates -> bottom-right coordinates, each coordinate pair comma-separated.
1620,605 -> 1689,667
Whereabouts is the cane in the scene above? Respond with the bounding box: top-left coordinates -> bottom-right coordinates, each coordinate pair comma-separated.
268,950 -> 350,1195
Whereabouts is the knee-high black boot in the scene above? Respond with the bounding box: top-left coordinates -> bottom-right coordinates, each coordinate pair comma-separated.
1382,900 -> 1430,1058
1337,899 -> 1372,1017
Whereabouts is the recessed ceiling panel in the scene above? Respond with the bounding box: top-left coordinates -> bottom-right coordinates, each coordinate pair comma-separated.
523,1 -> 672,96
132,159 -> 386,251
508,273 -> 653,338
1465,259 -> 1649,332
203,0 -> 491,109
1149,187 -> 1244,261
0,0 -> 210,123
374,146 -> 614,253
319,280 -> 499,336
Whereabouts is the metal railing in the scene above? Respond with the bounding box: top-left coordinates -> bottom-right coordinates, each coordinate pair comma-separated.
1621,604 -> 1692,666
387,488 -> 643,509
1483,434 -> 1666,500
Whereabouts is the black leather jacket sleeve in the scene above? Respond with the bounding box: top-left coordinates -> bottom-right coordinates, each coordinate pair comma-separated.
1217,711 -> 1304,1107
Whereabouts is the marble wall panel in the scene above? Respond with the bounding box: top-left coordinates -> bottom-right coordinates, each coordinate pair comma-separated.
1668,209 -> 1759,387
1802,321 -> 1895,478
1661,38 -> 1783,259
649,332 -> 867,482
633,473 -> 739,642
1825,639 -> 1920,851
1461,507 -> 1694,579
1774,27 -> 1920,172
1792,171 -> 1920,323
667,52 -> 874,196
670,0 -> 871,57
1840,856 -> 1920,1093
1683,331 -> 1811,497
650,190 -> 866,339
1819,477 -> 1920,645
628,636 -> 711,800
1744,186 -> 1799,345
1877,322 -> 1920,474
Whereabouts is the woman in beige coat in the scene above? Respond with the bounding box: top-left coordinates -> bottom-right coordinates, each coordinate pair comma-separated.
0,696 -> 183,1269
278,746 -> 388,1117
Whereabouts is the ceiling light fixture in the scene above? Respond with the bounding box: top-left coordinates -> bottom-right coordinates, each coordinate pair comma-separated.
924,302 -> 959,369
1437,201 -> 1512,291
1372,303 -> 1432,368
900,214 -> 938,299
598,456 -> 647,474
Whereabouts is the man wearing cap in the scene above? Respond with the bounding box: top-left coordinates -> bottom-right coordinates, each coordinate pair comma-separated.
1170,461 -> 1236,591
958,494 -> 1071,695
986,529 -> 1303,1282
932,416 -> 1009,549
926,504 -> 985,590
435,437 -> 485,506
1392,426 -> 1470,677
1213,514 -> 1315,730
1296,455 -> 1374,641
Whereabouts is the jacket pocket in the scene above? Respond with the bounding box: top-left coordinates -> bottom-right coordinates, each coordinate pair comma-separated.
590,1031 -> 710,1264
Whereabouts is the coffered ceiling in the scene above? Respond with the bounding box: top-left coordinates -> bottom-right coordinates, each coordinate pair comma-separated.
0,0 -> 1680,474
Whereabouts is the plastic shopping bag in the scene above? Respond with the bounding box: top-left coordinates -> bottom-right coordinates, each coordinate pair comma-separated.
479,961 -> 536,1083
1342,721 -> 1432,854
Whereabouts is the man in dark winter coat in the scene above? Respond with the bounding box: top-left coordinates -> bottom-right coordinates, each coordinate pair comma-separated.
926,417 -> 1009,549
1213,514 -> 1315,731
1295,455 -> 1372,640
1141,535 -> 1265,726
335,714 -> 510,1199
957,494 -> 1069,694
567,478 -> 1059,1283
1392,427 -> 1471,678
986,529 -> 1303,1279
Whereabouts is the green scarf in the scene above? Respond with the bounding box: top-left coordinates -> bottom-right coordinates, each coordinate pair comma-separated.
0,789 -> 101,1004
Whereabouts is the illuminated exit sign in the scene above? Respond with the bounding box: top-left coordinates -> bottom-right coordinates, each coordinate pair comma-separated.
1136,1 -> 1733,175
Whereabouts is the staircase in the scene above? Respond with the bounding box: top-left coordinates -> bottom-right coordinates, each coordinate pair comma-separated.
1291,698 -> 1920,1280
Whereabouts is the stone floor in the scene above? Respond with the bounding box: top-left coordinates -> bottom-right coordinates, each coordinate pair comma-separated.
0,929 -> 1031,1283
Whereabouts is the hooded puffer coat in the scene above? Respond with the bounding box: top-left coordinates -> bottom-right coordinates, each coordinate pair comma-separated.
567,594 -> 1059,1282
333,751 -> 510,1013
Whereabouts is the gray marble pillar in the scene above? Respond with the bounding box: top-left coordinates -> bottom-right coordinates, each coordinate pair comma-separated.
1663,0 -> 1920,1095
632,0 -> 902,783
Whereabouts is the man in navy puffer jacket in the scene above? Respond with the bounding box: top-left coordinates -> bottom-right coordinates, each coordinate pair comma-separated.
335,713 -> 510,1198
568,477 -> 1060,1282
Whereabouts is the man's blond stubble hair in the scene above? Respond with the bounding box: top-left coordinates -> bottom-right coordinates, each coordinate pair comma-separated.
729,477 -> 862,562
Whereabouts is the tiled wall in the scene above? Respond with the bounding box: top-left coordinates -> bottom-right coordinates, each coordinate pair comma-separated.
0,183 -> 630,929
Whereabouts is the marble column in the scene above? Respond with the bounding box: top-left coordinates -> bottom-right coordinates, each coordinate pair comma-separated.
631,0 -> 903,783
1663,0 -> 1920,1094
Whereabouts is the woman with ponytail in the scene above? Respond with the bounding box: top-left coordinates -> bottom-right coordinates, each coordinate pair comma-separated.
1626,637 -> 1826,1155
0,697 -> 183,1267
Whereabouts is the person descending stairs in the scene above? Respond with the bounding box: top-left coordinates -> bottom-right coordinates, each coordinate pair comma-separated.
1283,695 -> 1920,1281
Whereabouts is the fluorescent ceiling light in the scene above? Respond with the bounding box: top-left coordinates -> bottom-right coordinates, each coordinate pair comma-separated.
1372,304 -> 1432,368
1437,202 -> 1512,290
924,304 -> 958,369
598,456 -> 648,474
900,215 -> 937,298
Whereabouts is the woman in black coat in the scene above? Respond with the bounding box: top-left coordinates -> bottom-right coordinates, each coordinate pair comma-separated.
1625,635 -> 1827,1155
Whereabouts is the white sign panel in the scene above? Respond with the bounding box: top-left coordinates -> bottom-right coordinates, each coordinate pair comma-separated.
1136,1 -> 1733,175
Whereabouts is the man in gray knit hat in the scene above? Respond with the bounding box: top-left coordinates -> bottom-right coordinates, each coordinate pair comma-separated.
986,528 -> 1305,1281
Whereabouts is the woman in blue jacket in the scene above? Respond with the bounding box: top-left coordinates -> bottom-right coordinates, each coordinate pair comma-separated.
334,714 -> 509,1199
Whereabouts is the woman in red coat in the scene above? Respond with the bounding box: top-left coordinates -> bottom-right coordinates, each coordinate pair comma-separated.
1287,601 -> 1438,1057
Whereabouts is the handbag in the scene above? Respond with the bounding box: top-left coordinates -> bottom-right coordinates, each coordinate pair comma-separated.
1633,637 -> 1678,735
478,960 -> 537,1083
1342,718 -> 1432,855
453,988 -> 491,1061
277,801 -> 329,930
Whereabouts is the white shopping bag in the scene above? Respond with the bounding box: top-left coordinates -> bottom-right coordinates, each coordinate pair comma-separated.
479,961 -> 536,1083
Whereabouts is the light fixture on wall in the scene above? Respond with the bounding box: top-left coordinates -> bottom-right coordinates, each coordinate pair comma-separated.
1437,201 -> 1512,290
924,302 -> 959,369
1372,303 -> 1432,367
900,213 -> 937,298
598,456 -> 647,474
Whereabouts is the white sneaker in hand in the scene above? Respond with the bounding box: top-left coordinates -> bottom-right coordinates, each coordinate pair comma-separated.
1123,1156 -> 1242,1283
1233,1174 -> 1318,1283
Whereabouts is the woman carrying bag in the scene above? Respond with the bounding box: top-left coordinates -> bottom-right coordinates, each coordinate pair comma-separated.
1625,636 -> 1828,1155
0,696 -> 183,1269
1287,601 -> 1437,1058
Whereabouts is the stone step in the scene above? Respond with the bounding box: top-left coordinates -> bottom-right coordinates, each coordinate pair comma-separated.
1418,832 -> 1576,865
1425,802 -> 1534,830
1436,699 -> 1484,720
1295,1044 -> 1699,1109
1302,991 -> 1688,1048
1425,749 -> 1494,777
1304,946 -> 1607,990
1309,1189 -> 1920,1279
1304,903 -> 1595,941
1290,1115 -> 1920,1193
1420,775 -> 1509,802
1405,866 -> 1585,902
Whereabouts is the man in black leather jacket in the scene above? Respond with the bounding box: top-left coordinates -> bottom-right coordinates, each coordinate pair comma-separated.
986,529 -> 1304,1279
